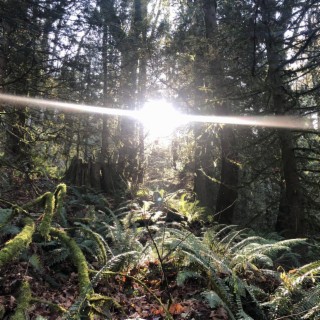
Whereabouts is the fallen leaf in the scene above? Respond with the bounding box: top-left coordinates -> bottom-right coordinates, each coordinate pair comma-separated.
169,303 -> 185,315
151,306 -> 164,315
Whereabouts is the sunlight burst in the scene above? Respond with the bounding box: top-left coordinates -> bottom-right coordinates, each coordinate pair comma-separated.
136,100 -> 187,138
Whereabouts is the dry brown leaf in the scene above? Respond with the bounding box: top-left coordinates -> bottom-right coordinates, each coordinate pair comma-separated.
169,303 -> 185,315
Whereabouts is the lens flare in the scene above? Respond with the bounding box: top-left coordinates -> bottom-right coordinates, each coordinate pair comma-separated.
136,100 -> 187,138
0,93 -> 315,133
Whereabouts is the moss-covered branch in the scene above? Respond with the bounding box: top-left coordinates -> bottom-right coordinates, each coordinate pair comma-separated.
22,192 -> 50,210
0,218 -> 35,268
31,298 -> 67,313
11,281 -> 32,320
54,183 -> 67,227
50,227 -> 92,295
38,192 -> 55,240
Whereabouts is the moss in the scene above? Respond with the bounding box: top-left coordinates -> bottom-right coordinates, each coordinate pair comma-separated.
50,228 -> 92,295
54,183 -> 67,200
38,192 -> 55,240
11,281 -> 32,320
22,192 -> 48,210
0,218 -> 35,268
54,183 -> 67,227
31,298 -> 67,313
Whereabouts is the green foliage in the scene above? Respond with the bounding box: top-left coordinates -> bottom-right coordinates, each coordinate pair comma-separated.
98,208 -> 146,260
0,208 -> 14,229
74,222 -> 108,265
264,259 -> 320,319
164,228 -> 245,319
162,225 -> 313,320
1,184 -> 320,320
0,224 -> 20,238
176,270 -> 203,286
168,191 -> 207,222
28,253 -> 43,272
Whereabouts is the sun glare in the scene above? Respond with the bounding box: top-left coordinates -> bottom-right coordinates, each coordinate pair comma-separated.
136,100 -> 186,139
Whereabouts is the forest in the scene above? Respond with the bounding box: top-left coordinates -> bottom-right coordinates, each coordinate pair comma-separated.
1,0 -> 320,319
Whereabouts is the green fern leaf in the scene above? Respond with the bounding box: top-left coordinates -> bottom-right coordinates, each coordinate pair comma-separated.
176,270 -> 202,286
201,290 -> 224,308
29,253 -> 43,272
47,247 -> 70,266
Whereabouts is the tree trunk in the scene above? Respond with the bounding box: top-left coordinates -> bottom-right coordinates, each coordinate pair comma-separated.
260,0 -> 305,236
215,125 -> 239,224
194,126 -> 217,209
201,0 -> 239,223
136,0 -> 148,184
101,23 -> 110,162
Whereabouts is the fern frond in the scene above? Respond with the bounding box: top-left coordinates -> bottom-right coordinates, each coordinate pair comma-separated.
230,236 -> 269,253
47,247 -> 70,266
79,240 -> 98,260
0,224 -> 20,237
0,208 -> 14,229
293,285 -> 320,319
176,270 -> 203,286
221,229 -> 246,246
105,251 -> 139,271
294,260 -> 320,278
213,225 -> 239,240
29,253 -> 43,272
75,223 -> 108,265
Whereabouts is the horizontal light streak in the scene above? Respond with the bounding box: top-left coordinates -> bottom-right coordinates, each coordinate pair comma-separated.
0,93 -> 314,131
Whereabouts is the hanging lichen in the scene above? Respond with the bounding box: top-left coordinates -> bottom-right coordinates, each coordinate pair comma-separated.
11,280 -> 32,320
54,183 -> 67,227
38,192 -> 55,240
50,228 -> 92,295
0,218 -> 35,268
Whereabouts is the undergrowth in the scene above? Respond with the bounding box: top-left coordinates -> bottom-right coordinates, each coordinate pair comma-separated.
0,184 -> 320,319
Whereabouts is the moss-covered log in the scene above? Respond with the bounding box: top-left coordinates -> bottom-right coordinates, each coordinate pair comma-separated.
0,218 -> 35,268
50,228 -> 92,295
54,183 -> 67,227
38,192 -> 55,240
11,281 -> 32,320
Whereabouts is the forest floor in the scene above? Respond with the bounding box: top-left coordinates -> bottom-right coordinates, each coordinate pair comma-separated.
0,176 -> 218,320
0,137 -> 214,320
1,142 -> 320,319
